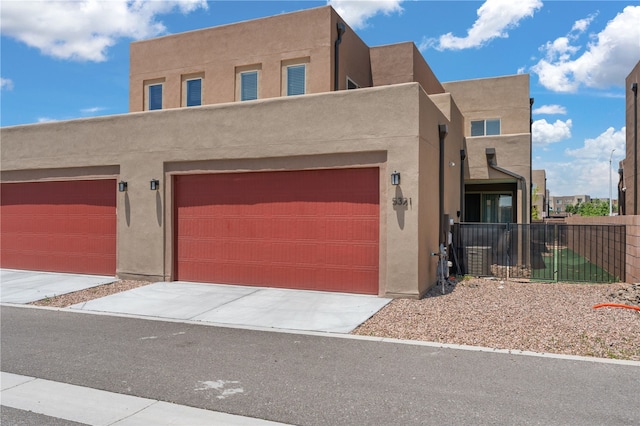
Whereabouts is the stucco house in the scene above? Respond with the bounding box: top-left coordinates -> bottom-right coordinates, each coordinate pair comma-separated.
0,6 -> 532,298
618,60 -> 640,216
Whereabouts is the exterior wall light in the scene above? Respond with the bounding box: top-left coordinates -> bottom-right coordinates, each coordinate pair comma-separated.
118,181 -> 128,192
150,179 -> 160,190
391,171 -> 401,186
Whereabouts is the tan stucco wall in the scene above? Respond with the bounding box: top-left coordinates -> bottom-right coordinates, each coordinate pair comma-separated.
2,83 -> 456,298
442,74 -> 531,135
370,42 -> 445,95
130,6 -> 338,111
623,60 -> 640,215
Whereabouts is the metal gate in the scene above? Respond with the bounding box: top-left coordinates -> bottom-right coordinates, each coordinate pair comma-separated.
452,223 -> 625,283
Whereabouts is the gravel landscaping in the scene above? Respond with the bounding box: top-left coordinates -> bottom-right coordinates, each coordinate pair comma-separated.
29,278 -> 640,361
354,279 -> 640,361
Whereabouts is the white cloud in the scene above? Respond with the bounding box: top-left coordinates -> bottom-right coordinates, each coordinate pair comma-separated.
532,105 -> 567,115
80,107 -> 106,114
428,0 -> 542,51
37,117 -> 58,123
0,0 -> 208,62
545,127 -> 625,197
565,126 -> 626,159
532,119 -> 572,146
532,6 -> 640,92
328,0 -> 404,29
1,77 -> 14,91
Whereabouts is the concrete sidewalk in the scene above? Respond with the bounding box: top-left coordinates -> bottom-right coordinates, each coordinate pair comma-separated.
1,372 -> 288,425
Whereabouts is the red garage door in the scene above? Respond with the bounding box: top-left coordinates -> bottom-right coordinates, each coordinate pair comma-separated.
174,168 -> 379,294
0,180 -> 117,275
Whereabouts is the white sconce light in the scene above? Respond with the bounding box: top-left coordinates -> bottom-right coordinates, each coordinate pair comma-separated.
150,179 -> 160,190
391,171 -> 401,186
118,181 -> 128,192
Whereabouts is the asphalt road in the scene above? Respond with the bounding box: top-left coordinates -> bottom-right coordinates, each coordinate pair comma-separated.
2,306 -> 639,425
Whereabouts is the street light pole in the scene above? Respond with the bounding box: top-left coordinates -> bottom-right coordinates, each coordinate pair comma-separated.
609,148 -> 616,216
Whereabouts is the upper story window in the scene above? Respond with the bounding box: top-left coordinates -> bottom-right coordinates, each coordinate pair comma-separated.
287,65 -> 306,96
470,119 -> 501,136
282,58 -> 309,97
235,64 -> 261,102
241,71 -> 258,101
184,76 -> 202,107
144,79 -> 164,111
346,77 -> 360,90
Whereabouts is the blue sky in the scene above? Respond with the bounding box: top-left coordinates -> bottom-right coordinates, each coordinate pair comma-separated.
1,1 -> 639,198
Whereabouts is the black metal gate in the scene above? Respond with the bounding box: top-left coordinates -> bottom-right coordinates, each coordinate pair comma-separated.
452,223 -> 625,283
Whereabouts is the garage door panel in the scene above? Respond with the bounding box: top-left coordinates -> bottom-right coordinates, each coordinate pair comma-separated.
0,180 -> 116,275
175,168 -> 379,294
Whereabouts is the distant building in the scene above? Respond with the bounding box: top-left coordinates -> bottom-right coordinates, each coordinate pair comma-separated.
548,195 -> 590,215
532,169 -> 547,219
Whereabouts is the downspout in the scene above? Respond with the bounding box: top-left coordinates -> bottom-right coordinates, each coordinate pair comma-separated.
439,124 -> 448,244
486,148 -> 527,223
334,22 -> 346,91
460,149 -> 466,221
632,82 -> 638,215
529,98 -> 534,223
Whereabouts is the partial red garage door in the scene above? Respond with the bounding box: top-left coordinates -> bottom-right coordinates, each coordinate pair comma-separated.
0,180 -> 117,275
174,168 -> 379,294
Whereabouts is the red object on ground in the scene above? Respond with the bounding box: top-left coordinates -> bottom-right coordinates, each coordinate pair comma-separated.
0,180 -> 117,275
174,168 -> 380,294
592,303 -> 640,312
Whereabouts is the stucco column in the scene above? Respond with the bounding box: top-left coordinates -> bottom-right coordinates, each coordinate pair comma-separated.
117,159 -> 166,280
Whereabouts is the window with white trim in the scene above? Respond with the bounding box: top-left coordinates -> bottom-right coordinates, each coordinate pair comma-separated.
240,71 -> 258,101
286,65 -> 306,96
144,79 -> 164,111
470,119 -> 501,136
235,65 -> 261,102
346,77 -> 360,90
281,58 -> 309,97
185,77 -> 202,107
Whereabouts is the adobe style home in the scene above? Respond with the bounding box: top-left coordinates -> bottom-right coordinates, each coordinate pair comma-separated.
618,60 -> 640,216
0,6 -> 532,298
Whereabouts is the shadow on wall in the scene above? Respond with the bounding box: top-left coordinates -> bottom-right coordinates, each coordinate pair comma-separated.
393,185 -> 409,230
125,193 -> 131,227
156,191 -> 162,226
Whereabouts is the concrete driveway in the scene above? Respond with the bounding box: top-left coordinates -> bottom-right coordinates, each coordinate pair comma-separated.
0,269 -> 117,304
0,269 -> 391,333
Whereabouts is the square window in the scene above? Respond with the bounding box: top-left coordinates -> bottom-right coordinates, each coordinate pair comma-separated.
486,119 -> 501,135
471,120 -> 484,136
186,79 -> 202,107
240,71 -> 258,101
287,64 -> 306,96
148,84 -> 163,110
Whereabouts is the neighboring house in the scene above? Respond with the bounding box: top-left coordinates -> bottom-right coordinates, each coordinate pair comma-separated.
531,169 -> 547,219
619,60 -> 640,216
0,6 -> 531,298
443,76 -> 532,225
548,195 -> 591,214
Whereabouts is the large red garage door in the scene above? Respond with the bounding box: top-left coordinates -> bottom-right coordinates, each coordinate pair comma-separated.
0,180 -> 117,275
174,168 -> 379,294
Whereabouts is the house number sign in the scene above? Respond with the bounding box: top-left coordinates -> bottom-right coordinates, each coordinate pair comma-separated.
392,197 -> 412,207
